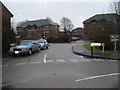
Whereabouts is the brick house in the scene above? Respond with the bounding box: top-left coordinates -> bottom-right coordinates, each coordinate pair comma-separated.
16,19 -> 59,42
83,13 -> 120,40
0,1 -> 13,30
71,27 -> 83,39
0,1 -> 15,52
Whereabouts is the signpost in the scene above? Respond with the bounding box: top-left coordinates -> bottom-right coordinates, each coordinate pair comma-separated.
90,43 -> 105,55
110,34 -> 120,52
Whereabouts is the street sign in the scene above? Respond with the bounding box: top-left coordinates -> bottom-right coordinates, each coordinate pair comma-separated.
91,43 -> 102,47
110,34 -> 119,42
90,43 -> 105,55
110,34 -> 120,52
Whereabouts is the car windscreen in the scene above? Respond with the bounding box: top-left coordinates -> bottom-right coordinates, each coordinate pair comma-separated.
37,40 -> 44,43
19,41 -> 31,45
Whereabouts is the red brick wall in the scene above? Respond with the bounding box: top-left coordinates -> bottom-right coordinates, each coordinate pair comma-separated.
17,25 -> 59,42
2,4 -> 12,31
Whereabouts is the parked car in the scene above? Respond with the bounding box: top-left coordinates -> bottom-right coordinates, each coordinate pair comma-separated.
71,37 -> 77,41
9,40 -> 41,55
75,37 -> 80,40
37,39 -> 49,50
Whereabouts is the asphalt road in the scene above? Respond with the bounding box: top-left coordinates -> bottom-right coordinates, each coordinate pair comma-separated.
2,41 -> 119,88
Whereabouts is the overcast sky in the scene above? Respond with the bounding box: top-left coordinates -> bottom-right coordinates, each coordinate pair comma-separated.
1,0 -> 113,29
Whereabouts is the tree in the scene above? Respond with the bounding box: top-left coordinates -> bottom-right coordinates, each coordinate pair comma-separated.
111,0 -> 120,15
17,19 -> 28,27
110,0 -> 120,50
60,17 -> 74,35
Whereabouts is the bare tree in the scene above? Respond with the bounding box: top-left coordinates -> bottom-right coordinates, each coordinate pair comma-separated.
60,17 -> 74,34
16,19 -> 28,27
110,0 -> 120,50
111,0 -> 120,15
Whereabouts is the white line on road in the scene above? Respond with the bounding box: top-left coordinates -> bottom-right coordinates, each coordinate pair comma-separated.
43,49 -> 54,63
30,62 -> 42,64
15,63 -> 26,66
46,60 -> 54,63
56,59 -> 67,62
109,60 -> 118,62
44,54 -> 47,63
2,65 -> 8,67
93,59 -> 104,61
75,73 -> 120,82
68,59 -> 79,62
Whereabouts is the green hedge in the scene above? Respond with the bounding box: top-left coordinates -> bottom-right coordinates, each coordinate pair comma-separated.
47,37 -> 70,43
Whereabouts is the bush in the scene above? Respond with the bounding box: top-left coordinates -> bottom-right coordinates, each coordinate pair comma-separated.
2,28 -> 16,52
47,37 -> 70,43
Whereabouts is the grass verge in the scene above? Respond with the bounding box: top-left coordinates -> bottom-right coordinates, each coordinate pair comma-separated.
84,44 -> 108,53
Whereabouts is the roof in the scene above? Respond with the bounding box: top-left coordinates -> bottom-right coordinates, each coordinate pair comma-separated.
83,13 -> 119,24
17,19 -> 59,28
0,1 -> 13,17
72,27 -> 83,32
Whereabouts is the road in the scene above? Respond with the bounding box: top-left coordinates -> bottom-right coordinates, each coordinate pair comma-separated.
2,41 -> 119,88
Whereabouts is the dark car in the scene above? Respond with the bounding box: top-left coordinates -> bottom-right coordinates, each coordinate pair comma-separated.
9,40 -> 41,55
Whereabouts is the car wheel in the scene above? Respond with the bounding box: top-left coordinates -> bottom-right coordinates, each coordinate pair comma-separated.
37,47 -> 40,52
46,46 -> 48,49
28,49 -> 32,55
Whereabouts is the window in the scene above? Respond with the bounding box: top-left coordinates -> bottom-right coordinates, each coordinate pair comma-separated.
46,31 -> 50,33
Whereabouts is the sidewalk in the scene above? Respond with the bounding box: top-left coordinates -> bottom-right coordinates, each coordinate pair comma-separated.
72,42 -> 120,60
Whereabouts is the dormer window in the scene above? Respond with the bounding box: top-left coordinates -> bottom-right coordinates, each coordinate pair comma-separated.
33,24 -> 37,29
27,25 -> 31,29
91,20 -> 96,24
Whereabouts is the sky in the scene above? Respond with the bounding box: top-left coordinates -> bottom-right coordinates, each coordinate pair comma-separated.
1,0 -> 113,29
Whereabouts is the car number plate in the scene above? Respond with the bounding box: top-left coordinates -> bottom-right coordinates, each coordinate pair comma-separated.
15,51 -> 19,54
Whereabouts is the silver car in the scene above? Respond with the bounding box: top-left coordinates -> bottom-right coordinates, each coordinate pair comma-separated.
37,39 -> 49,50
9,40 -> 41,55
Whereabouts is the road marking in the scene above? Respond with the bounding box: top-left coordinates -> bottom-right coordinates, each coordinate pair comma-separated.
75,73 -> 120,82
68,59 -> 79,62
49,49 -> 54,52
30,62 -> 42,64
56,59 -> 67,62
93,59 -> 104,61
78,56 -> 84,58
15,63 -> 26,66
44,49 -> 54,63
46,60 -> 54,63
44,54 -> 47,63
2,65 -> 8,67
80,59 -> 92,62
109,60 -> 118,62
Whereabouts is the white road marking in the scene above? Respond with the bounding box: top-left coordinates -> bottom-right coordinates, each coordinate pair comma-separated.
30,62 -> 42,64
15,63 -> 26,66
109,60 -> 118,62
75,73 -> 120,82
49,49 -> 54,52
68,59 -> 79,62
56,59 -> 67,62
46,60 -> 54,63
80,59 -> 92,62
78,56 -> 84,58
43,49 -> 54,63
2,65 -> 8,67
93,59 -> 104,61
44,54 -> 47,63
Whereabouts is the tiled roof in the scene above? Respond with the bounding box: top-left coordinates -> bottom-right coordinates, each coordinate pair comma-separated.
83,13 -> 119,24
17,19 -> 58,28
72,27 -> 83,32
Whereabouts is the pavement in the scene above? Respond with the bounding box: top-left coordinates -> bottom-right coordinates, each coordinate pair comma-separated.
72,41 -> 120,60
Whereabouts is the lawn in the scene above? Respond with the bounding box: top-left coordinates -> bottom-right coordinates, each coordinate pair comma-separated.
84,44 -> 107,53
